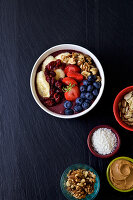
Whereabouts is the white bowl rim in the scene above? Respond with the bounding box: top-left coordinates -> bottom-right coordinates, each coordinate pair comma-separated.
30,44 -> 105,119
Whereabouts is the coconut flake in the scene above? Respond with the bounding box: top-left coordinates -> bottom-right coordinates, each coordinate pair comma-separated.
91,128 -> 117,155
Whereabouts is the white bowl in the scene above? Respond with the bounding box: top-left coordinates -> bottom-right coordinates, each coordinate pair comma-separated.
30,44 -> 105,119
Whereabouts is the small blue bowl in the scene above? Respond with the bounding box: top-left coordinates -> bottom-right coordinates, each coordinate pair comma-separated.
60,163 -> 100,200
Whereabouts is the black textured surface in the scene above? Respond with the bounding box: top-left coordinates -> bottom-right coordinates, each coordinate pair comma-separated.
1,0 -> 133,199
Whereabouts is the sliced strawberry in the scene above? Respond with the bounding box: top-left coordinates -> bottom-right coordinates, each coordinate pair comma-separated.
63,84 -> 80,101
67,72 -> 83,82
64,64 -> 80,75
62,77 -> 78,86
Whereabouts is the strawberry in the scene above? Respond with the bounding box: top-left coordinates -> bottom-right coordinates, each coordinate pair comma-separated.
64,64 -> 80,75
80,81 -> 83,86
67,72 -> 83,82
63,84 -> 80,101
62,77 -> 78,86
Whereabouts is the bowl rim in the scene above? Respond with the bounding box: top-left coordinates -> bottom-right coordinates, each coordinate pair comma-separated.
60,163 -> 100,200
87,125 -> 121,158
106,156 -> 133,192
113,86 -> 133,131
30,44 -> 105,119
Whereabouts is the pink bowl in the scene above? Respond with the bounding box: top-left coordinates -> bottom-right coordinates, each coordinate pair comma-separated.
113,86 -> 133,131
87,125 -> 120,158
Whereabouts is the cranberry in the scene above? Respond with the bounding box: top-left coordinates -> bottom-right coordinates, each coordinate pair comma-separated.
46,64 -> 52,71
59,65 -> 66,70
56,59 -> 61,67
54,93 -> 61,103
60,92 -> 64,98
50,71 -> 56,77
53,66 -> 57,70
44,70 -> 50,76
44,99 -> 55,107
51,77 -> 55,86
56,88 -> 62,93
62,63 -> 66,69
50,88 -> 55,96
55,81 -> 62,88
50,61 -> 56,67
46,76 -> 51,83
46,61 -> 56,70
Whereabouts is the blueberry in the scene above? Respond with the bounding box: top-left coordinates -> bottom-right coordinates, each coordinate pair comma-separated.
80,92 -> 86,99
85,92 -> 94,100
87,85 -> 94,92
82,102 -> 90,110
85,99 -> 91,104
87,75 -> 97,82
76,98 -> 84,105
93,82 -> 101,89
92,89 -> 99,96
83,80 -> 89,86
64,109 -> 74,115
74,105 -> 83,112
80,85 -> 87,92
64,101 -> 73,109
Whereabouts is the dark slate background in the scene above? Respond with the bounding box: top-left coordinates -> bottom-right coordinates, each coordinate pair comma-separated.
1,0 -> 133,199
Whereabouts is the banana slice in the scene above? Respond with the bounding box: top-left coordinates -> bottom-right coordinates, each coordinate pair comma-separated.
42,56 -> 56,71
36,71 -> 50,98
54,69 -> 65,80
55,52 -> 70,60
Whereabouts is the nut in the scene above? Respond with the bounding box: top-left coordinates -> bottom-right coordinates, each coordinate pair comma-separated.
122,99 -> 127,107
72,52 -> 79,58
128,118 -> 133,122
71,185 -> 75,189
81,71 -> 91,79
68,57 -> 76,64
78,53 -> 85,62
118,90 -> 133,127
81,179 -> 85,183
83,171 -> 88,177
66,169 -> 96,199
61,55 -> 69,63
121,107 -> 125,114
80,62 -> 91,72
66,181 -> 70,187
90,67 -> 98,75
124,92 -> 132,101
118,102 -> 121,109
85,55 -> 92,64
96,75 -> 101,82
77,60 -> 83,66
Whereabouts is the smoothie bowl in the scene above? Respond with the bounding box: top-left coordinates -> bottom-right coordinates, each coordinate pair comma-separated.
30,44 -> 105,118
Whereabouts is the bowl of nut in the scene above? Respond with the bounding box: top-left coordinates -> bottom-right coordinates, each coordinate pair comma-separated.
113,86 -> 133,131
30,44 -> 105,118
60,163 -> 100,200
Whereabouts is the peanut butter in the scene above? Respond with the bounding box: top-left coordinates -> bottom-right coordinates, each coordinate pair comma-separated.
110,159 -> 133,190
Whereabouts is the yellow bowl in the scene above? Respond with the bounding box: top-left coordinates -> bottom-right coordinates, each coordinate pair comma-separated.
106,156 -> 133,192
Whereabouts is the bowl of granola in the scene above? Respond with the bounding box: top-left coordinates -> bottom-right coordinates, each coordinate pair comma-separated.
30,44 -> 105,118
60,163 -> 100,200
